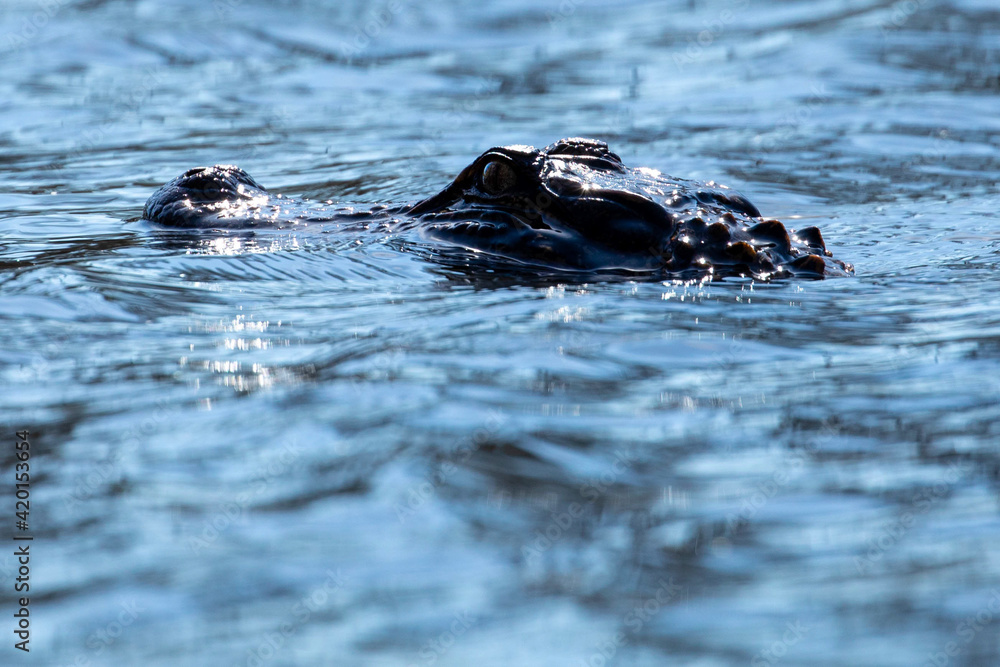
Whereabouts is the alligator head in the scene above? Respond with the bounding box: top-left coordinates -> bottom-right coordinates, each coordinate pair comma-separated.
409,137 -> 850,278
142,138 -> 851,278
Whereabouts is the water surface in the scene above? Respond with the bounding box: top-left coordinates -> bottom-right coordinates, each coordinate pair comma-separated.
1,0 -> 999,665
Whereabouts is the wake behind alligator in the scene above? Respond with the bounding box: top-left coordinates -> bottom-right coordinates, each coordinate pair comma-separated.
143,138 -> 853,279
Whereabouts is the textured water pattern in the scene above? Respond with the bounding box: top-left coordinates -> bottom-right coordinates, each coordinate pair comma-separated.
2,0 -> 1000,665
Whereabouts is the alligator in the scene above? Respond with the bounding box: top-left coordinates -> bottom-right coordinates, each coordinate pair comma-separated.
142,137 -> 852,279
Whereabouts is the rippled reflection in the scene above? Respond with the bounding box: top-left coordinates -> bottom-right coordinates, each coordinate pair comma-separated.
1,0 -> 999,665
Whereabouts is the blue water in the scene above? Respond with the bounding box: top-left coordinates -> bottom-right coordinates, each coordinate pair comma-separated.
2,0 -> 999,665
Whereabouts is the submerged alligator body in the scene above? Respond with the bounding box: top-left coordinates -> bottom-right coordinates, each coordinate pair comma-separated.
143,138 -> 852,279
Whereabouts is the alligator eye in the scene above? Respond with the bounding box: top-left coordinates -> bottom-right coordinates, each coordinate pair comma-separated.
480,160 -> 517,195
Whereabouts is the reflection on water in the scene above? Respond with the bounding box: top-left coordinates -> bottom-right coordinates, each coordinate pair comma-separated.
1,0 -> 1000,665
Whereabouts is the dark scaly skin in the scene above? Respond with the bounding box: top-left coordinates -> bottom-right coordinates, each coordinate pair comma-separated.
142,138 -> 852,279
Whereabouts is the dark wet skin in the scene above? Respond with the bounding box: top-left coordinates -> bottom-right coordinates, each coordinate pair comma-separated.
142,138 -> 852,279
